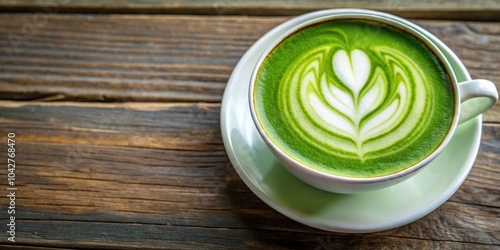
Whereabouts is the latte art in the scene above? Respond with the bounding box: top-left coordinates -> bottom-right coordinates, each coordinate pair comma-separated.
254,20 -> 454,177
289,47 -> 430,160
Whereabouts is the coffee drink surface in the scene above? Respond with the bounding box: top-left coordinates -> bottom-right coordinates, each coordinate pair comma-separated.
253,20 -> 454,178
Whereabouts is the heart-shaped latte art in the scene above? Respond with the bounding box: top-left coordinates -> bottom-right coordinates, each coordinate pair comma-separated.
282,46 -> 431,160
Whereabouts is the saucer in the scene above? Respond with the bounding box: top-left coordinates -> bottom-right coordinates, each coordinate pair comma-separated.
220,10 -> 482,233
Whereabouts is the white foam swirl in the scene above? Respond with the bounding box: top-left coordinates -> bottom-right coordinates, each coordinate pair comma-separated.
284,47 -> 430,160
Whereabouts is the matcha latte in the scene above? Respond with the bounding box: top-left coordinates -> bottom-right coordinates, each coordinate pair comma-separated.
252,20 -> 454,178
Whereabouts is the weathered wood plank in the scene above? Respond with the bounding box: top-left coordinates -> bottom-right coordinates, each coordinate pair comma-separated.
0,15 -> 499,122
1,219 -> 499,249
0,102 -> 498,248
0,102 -> 223,150
0,0 -> 499,21
0,14 -> 280,103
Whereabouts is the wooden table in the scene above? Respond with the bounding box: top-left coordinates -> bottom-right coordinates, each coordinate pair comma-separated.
0,1 -> 499,249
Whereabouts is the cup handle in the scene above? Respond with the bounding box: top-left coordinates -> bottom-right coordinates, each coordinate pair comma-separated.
458,79 -> 498,124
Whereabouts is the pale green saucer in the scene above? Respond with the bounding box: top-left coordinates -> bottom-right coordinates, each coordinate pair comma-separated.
220,9 -> 482,233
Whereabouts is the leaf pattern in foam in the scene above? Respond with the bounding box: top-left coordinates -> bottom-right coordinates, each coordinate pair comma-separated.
309,75 -> 356,138
307,49 -> 412,159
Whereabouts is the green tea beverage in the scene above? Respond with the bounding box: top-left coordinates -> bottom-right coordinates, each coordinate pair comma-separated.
253,20 -> 454,178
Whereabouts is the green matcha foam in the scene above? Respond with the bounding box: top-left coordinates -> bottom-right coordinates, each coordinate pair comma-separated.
254,20 -> 454,178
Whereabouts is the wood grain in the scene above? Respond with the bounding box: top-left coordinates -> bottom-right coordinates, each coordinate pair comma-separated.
0,9 -> 499,249
0,0 -> 500,21
0,101 -> 498,249
0,14 -> 281,103
0,14 -> 499,123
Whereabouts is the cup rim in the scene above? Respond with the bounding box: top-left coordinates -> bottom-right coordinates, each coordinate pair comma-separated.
248,9 -> 461,184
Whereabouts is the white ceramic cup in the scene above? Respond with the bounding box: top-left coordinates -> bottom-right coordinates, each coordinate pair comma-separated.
248,9 -> 498,194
